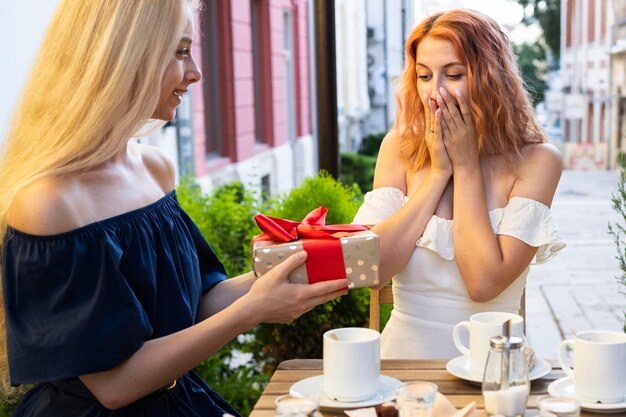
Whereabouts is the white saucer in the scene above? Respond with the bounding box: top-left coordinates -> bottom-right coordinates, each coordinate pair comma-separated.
289,375 -> 402,411
445,355 -> 552,384
548,377 -> 626,413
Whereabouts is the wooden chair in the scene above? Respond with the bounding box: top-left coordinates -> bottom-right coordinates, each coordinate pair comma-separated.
369,284 -> 526,332
369,283 -> 393,331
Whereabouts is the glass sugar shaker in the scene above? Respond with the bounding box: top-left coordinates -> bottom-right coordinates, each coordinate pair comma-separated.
482,335 -> 530,417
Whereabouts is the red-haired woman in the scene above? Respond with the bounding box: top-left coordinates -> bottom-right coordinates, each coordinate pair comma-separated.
354,9 -> 565,359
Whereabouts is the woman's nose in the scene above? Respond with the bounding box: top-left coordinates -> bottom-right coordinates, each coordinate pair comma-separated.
432,76 -> 445,98
186,58 -> 202,84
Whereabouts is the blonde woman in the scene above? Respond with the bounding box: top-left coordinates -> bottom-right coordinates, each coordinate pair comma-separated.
354,9 -> 565,359
0,1 -> 348,415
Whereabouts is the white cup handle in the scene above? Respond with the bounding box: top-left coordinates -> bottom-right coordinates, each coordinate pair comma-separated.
558,339 -> 575,378
453,321 -> 471,356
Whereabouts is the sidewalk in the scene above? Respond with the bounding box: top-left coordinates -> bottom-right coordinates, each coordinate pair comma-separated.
525,169 -> 626,359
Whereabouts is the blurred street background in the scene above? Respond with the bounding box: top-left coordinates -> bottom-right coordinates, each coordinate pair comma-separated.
526,169 -> 624,359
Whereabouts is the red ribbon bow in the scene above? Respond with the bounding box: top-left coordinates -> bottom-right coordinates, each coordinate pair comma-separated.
253,207 -> 368,283
253,206 -> 368,243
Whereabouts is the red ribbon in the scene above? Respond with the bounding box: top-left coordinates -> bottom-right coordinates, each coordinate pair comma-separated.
253,206 -> 368,283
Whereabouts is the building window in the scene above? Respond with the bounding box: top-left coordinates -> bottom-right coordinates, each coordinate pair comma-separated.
284,9 -> 297,144
201,0 -> 222,157
251,0 -> 272,145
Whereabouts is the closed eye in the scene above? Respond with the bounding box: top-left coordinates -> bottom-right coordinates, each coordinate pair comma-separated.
417,75 -> 432,81
446,74 -> 463,80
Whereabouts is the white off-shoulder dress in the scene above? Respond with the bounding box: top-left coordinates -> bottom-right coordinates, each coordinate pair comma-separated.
353,187 -> 566,359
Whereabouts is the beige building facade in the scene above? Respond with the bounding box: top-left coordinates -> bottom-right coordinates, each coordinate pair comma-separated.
561,0 -> 613,169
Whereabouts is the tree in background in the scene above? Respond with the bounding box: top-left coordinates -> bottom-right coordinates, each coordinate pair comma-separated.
511,0 -> 560,106
515,0 -> 561,60
512,42 -> 549,105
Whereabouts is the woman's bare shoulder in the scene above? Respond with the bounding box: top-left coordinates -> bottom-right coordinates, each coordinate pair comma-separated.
520,142 -> 563,166
134,142 -> 175,193
8,177 -> 82,235
512,142 -> 563,206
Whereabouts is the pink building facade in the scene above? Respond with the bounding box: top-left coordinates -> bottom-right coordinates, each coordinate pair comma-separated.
190,0 -> 317,194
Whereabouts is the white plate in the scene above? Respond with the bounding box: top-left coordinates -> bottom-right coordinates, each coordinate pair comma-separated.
547,377 -> 626,413
445,355 -> 552,384
289,375 -> 402,411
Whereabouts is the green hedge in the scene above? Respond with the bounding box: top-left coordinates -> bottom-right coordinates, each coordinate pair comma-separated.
178,171 -> 371,415
177,179 -> 270,416
359,132 -> 385,157
244,172 -> 370,373
340,152 -> 377,194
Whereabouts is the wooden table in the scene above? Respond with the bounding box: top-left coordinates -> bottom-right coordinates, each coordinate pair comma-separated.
250,359 -> 606,417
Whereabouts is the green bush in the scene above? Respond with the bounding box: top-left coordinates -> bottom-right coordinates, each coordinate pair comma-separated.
177,179 -> 263,277
340,152 -> 377,194
608,152 -> 626,333
246,171 -> 370,373
178,172 -> 372,413
0,385 -> 32,416
359,131 -> 385,156
177,179 -> 268,416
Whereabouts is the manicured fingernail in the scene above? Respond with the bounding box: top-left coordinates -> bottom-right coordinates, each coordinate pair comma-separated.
439,87 -> 447,96
298,251 -> 307,260
455,88 -> 461,97
437,94 -> 443,103
435,108 -> 441,116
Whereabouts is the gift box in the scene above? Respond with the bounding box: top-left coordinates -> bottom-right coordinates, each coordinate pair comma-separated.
252,207 -> 380,288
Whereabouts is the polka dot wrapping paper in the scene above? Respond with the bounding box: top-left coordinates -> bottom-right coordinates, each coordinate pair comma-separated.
252,230 -> 380,288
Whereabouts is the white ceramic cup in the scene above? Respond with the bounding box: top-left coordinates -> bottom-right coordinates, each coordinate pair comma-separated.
452,312 -> 524,377
323,327 -> 380,402
558,330 -> 626,404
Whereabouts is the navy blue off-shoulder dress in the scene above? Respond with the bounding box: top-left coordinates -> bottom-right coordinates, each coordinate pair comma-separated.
2,191 -> 241,417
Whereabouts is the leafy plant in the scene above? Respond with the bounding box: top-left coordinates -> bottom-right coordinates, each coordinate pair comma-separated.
178,172 -> 372,413
340,152 -> 377,194
0,385 -> 33,416
359,132 -> 385,157
177,178 -> 263,277
193,337 -> 269,416
512,42 -> 549,106
245,171 -> 371,373
515,0 -> 561,60
177,178 -> 267,416
340,132 -> 383,193
608,153 -> 626,333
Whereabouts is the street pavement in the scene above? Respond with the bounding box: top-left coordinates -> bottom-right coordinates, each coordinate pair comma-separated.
525,169 -> 626,360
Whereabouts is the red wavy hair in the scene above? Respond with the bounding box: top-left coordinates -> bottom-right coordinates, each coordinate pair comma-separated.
394,9 -> 547,171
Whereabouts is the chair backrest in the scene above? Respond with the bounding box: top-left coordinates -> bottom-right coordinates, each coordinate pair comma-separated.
368,284 -> 527,332
369,284 -> 393,331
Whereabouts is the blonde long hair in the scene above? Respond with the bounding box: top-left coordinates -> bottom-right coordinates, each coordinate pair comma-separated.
0,0 -> 200,399
394,9 -> 547,171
